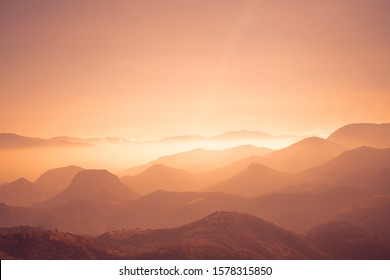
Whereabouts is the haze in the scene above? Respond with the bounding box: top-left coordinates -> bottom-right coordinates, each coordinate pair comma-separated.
1,0 -> 389,141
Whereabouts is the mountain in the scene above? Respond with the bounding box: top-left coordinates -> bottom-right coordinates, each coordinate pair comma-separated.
250,186 -> 370,233
330,195 -> 390,241
328,123 -> 390,149
159,135 -> 207,142
364,168 -> 390,195
37,200 -> 131,235
302,147 -> 390,188
0,133 -> 88,149
0,226 -> 121,260
118,145 -> 272,176
0,203 -> 46,227
0,190 -> 250,235
124,191 -> 249,229
208,163 -> 294,197
307,221 -> 390,259
121,165 -> 201,195
100,211 -> 329,260
210,130 -> 273,140
0,178 -> 45,207
34,166 -> 84,197
34,170 -> 138,208
261,137 -> 347,173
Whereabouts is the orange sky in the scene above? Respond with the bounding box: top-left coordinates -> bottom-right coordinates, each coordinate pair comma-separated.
1,0 -> 389,140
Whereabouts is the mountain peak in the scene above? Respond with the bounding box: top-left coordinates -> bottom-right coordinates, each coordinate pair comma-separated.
34,169 -> 138,208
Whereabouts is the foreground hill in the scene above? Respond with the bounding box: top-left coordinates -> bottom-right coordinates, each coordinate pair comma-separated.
307,221 -> 390,259
34,170 -> 138,208
328,123 -> 390,149
0,212 -> 328,260
101,211 -> 329,260
0,226 -> 122,259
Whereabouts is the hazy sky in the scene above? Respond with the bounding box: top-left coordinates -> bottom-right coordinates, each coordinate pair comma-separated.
1,0 -> 389,139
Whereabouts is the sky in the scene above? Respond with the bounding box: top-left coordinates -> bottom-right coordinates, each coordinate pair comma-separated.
1,0 -> 389,140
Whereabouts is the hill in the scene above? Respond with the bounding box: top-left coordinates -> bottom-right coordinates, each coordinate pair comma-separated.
330,195 -> 390,241
261,137 -> 347,173
0,133 -> 88,149
34,170 -> 138,208
307,221 -> 390,259
0,178 -> 45,207
302,147 -> 390,188
328,123 -> 390,149
209,163 -> 294,197
100,211 -> 329,260
119,145 -> 272,176
34,166 -> 84,197
0,226 -> 122,259
121,165 -> 201,195
250,186 -> 369,232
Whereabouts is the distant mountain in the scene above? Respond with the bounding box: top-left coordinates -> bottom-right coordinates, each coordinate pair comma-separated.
159,135 -> 207,142
34,170 -> 138,208
121,165 -> 201,195
261,137 -> 347,173
0,178 -> 45,207
209,163 -> 294,197
0,191 -> 250,235
328,123 -> 390,148
119,145 -> 272,176
0,133 -> 88,149
307,221 -> 390,259
0,203 -> 46,227
100,211 -> 329,260
34,166 -> 84,197
302,147 -> 390,188
125,191 -> 249,229
210,130 -> 274,140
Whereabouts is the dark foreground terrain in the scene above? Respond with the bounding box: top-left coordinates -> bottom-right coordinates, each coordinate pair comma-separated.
1,211 -> 389,260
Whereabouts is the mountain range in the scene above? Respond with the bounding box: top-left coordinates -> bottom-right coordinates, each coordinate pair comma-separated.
1,122 -> 390,259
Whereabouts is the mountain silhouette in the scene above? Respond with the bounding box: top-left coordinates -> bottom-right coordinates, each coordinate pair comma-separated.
0,133 -> 88,149
101,211 -> 329,260
0,226 -> 121,259
210,130 -> 273,140
0,191 -> 249,235
302,147 -> 390,188
328,123 -> 390,148
250,186 -> 370,233
121,165 -> 201,195
34,166 -> 84,197
34,170 -> 138,208
364,168 -> 390,195
209,163 -> 294,197
0,178 -> 45,207
119,145 -> 272,176
330,195 -> 390,241
307,221 -> 390,259
261,137 -> 347,172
